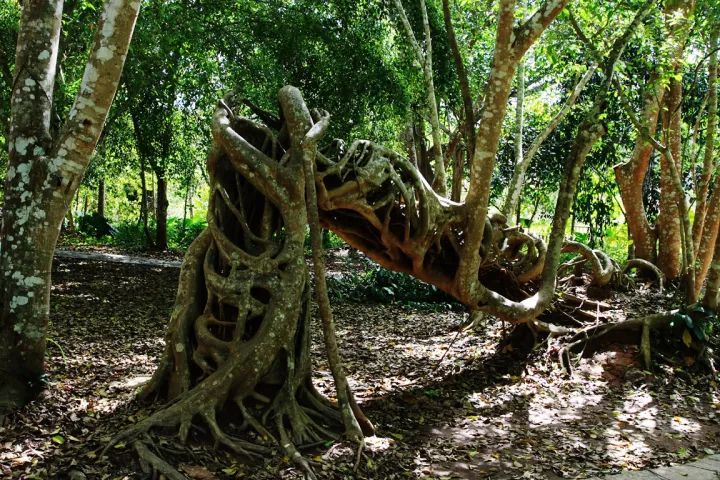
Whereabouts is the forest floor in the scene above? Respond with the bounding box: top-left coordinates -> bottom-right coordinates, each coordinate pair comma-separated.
1,248 -> 720,479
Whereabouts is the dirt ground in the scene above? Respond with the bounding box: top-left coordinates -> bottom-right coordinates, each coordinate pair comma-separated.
1,250 -> 719,479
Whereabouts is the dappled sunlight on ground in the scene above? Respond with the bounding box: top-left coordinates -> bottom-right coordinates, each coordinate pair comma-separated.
2,252 -> 719,479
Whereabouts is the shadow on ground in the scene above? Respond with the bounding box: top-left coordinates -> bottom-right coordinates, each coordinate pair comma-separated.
1,252 -> 718,480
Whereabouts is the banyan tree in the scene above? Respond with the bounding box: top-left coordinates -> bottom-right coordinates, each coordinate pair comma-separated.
109,0 -> 720,476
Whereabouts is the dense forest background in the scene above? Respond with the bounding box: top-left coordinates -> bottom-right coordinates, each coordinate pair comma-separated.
2,0 -> 695,257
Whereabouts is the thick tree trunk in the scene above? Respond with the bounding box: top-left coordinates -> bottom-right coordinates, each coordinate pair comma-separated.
612,80 -> 663,262
155,172 -> 168,250
613,1 -> 694,267
114,89 -> 370,473
0,0 -> 139,412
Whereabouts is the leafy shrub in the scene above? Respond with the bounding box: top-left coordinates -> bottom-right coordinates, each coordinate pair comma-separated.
322,230 -> 345,249
77,213 -> 116,238
168,217 -> 207,251
112,221 -> 151,251
327,257 -> 460,311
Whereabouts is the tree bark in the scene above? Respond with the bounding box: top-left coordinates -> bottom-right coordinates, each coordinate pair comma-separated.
113,89 -> 371,472
392,0 -> 447,195
155,172 -> 168,250
0,0 -> 140,412
458,0 -> 569,302
441,0 -> 475,163
503,63 -> 597,219
97,178 -> 105,217
693,29 -> 719,296
657,77 -> 684,279
139,155 -> 154,248
612,78 -> 663,262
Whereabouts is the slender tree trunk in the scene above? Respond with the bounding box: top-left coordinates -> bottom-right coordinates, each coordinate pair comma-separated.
155,172 -> 169,250
441,0 -> 475,170
503,64 -> 597,219
691,32 -> 717,249
508,60 -> 524,216
693,30 -> 719,296
0,0 -> 140,411
139,156 -> 154,248
65,208 -> 75,232
392,0 -> 447,195
657,78 -> 684,279
451,144 -> 464,202
181,181 -> 189,234
613,80 -> 663,262
97,178 -> 105,217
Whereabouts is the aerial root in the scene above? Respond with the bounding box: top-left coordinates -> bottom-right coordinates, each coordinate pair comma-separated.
276,417 -> 318,480
555,313 -> 675,375
622,258 -> 665,291
559,241 -> 665,291
134,439 -> 186,480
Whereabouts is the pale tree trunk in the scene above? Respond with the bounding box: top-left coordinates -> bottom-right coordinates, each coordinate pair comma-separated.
392,0 -> 447,195
502,63 -> 597,219
0,0 -> 140,412
457,0 -> 569,302
510,60 -> 524,215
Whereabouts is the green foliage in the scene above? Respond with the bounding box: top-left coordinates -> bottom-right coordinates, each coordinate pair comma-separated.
77,213 -> 116,239
167,217 -> 208,251
322,230 -> 346,249
67,216 -> 207,253
670,303 -> 718,345
111,222 -> 150,251
327,257 -> 460,311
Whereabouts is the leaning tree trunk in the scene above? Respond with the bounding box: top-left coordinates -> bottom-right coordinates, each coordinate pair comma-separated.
113,88 -> 370,472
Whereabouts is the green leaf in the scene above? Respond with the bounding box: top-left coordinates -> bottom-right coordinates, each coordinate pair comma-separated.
51,434 -> 65,445
682,329 -> 692,348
